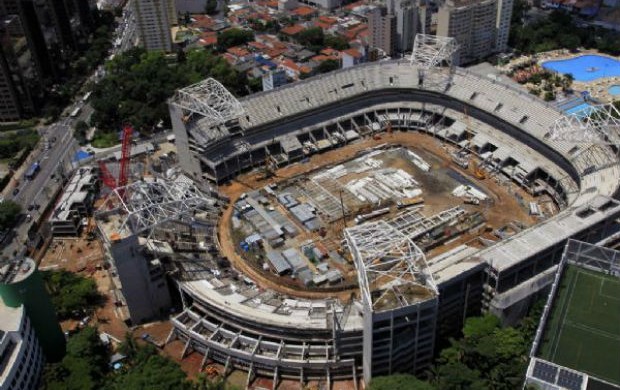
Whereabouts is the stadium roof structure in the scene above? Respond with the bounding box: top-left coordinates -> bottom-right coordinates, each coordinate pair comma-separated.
344,221 -> 437,313
410,34 -> 459,69
96,179 -> 219,241
170,78 -> 245,125
549,103 -> 620,145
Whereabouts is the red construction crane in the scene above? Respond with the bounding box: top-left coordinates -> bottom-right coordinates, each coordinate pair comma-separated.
99,124 -> 133,191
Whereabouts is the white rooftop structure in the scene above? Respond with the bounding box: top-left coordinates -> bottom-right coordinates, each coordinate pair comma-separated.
170,78 -> 244,125
96,178 -> 219,241
549,103 -> 620,145
410,33 -> 459,69
345,220 -> 437,312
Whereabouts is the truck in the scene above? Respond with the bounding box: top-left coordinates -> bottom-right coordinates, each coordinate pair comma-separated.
24,162 -> 40,180
396,196 -> 425,209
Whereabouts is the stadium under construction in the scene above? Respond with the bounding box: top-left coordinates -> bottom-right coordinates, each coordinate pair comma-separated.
95,35 -> 620,387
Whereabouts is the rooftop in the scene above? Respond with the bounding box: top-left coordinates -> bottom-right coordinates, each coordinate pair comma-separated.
0,258 -> 36,285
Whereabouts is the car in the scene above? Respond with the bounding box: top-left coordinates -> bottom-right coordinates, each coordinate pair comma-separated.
12,188 -> 19,196
34,204 -> 40,210
51,136 -> 57,142
27,204 -> 34,211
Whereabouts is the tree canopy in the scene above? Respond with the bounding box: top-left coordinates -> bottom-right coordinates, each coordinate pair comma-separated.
0,200 -> 21,230
42,270 -> 104,320
369,374 -> 435,390
90,48 -> 248,134
42,327 -> 109,390
217,28 -> 254,50
510,7 -> 620,54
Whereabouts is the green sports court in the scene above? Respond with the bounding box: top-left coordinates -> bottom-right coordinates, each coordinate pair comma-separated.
537,264 -> 620,386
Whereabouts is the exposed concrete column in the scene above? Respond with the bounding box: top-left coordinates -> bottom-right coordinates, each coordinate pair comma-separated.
181,338 -> 192,358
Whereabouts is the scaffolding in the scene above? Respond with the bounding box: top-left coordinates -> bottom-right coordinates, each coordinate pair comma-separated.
344,221 -> 437,312
95,179 -> 220,242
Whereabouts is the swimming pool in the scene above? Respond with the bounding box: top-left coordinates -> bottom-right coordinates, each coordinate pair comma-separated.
542,55 -> 620,82
609,85 -> 620,96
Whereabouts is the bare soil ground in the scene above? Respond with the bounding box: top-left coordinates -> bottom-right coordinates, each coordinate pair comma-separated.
218,132 -> 542,301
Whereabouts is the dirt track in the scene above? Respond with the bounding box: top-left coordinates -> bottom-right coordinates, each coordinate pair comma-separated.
217,132 -> 539,300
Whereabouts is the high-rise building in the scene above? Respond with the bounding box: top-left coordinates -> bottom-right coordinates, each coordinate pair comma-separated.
131,0 -> 175,52
0,303 -> 45,390
386,0 -> 431,53
368,7 -> 397,56
0,257 -> 66,363
495,0 -> 513,53
437,0 -> 498,64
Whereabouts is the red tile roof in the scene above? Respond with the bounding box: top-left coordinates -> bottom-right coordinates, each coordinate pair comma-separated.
227,46 -> 251,57
291,6 -> 317,16
342,48 -> 362,58
281,24 -> 306,36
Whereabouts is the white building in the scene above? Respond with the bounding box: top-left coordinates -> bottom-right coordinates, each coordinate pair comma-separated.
262,69 -> 287,91
0,304 -> 44,390
131,0 -> 175,52
495,0 -> 513,53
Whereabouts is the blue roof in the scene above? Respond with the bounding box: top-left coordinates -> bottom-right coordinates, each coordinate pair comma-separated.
74,150 -> 91,161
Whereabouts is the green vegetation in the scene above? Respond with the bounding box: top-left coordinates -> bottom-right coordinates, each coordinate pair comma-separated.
288,27 -> 349,52
91,131 -> 119,149
537,265 -> 620,384
43,10 -> 115,120
510,6 -> 620,54
42,270 -> 104,320
205,0 -> 217,15
42,327 -> 109,390
90,48 -> 248,135
0,119 -> 38,132
316,59 -> 340,74
369,374 -> 435,390
0,200 -> 21,230
42,330 -> 238,390
371,307 -> 542,390
75,120 -> 90,145
217,28 -> 254,50
0,129 -> 39,160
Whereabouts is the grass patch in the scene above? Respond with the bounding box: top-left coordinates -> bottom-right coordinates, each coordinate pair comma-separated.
91,131 -> 119,148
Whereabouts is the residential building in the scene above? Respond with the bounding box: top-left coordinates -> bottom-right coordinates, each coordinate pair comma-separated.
495,0 -> 513,53
387,0 -> 432,52
437,0 -> 498,64
0,304 -> 45,390
341,48 -> 364,68
262,69 -> 287,91
131,0 -> 175,51
368,7 -> 396,56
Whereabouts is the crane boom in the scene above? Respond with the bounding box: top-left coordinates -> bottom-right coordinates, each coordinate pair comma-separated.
98,161 -> 117,189
118,124 -> 133,188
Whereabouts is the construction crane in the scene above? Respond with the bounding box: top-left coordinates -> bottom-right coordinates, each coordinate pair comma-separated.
98,124 -> 133,192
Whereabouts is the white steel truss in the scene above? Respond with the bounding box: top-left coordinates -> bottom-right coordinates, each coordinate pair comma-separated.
344,221 -> 437,313
171,78 -> 244,125
410,34 -> 459,69
96,178 -> 219,241
549,103 -> 620,144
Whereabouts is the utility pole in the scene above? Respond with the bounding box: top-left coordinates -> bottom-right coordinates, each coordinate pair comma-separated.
339,190 -> 346,230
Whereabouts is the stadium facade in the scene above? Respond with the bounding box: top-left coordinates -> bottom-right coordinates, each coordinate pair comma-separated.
166,59 -> 620,386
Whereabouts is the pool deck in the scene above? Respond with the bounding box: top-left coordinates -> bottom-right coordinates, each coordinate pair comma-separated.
538,50 -> 620,102
499,49 -> 620,103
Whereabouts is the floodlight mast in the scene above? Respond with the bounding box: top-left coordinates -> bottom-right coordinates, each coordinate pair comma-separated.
549,103 -> 620,145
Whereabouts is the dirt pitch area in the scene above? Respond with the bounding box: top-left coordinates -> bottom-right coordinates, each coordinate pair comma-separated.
218,132 -> 544,300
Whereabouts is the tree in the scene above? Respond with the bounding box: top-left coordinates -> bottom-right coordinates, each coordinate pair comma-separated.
42,270 -> 104,320
0,200 -> 21,230
369,374 -> 435,390
316,59 -> 340,74
104,344 -> 191,390
205,0 -> 217,15
295,27 -> 324,51
217,28 -> 254,50
324,34 -> 349,50
42,327 -> 109,390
